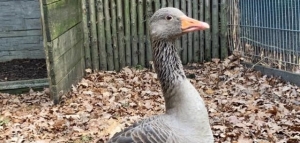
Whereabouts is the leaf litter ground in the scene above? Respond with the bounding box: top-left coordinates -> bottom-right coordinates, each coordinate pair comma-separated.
0,55 -> 299,143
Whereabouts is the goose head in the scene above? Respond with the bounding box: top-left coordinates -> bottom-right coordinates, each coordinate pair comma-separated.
150,7 -> 210,40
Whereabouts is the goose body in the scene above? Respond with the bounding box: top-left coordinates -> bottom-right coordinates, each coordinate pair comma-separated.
107,7 -> 213,143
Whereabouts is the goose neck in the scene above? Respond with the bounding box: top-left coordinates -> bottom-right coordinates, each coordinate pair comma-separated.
152,39 -> 186,94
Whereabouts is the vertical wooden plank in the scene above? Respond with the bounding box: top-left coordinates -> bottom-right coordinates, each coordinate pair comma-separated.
211,0 -> 219,58
82,0 -> 91,68
89,0 -> 99,70
167,0 -> 173,7
174,0 -> 181,55
181,1 -> 188,64
116,0 -> 125,69
204,0 -> 211,61
192,0 -> 199,62
110,0 -> 119,71
104,0 -> 114,70
96,0 -> 107,70
174,0 -> 180,9
199,0 -> 204,62
39,0 -> 54,102
154,0 -> 160,11
124,0 -> 131,66
161,0 -> 167,7
187,0 -> 193,62
137,0 -> 145,67
131,0 -> 138,66
220,0 -> 228,60
146,0 -> 153,66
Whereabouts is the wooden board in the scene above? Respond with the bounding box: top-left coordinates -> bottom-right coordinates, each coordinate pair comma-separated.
0,78 -> 49,91
50,23 -> 83,61
40,0 -> 85,104
50,39 -> 84,85
42,0 -> 82,41
51,57 -> 85,103
243,62 -> 300,87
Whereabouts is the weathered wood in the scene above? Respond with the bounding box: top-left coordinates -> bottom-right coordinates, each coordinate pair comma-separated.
137,0 -> 145,67
204,0 -> 211,61
174,0 -> 181,55
199,0 -> 205,62
39,0 -> 52,100
243,62 -> 300,87
192,0 -> 200,62
104,0 -> 114,70
116,0 -> 126,69
174,0 -> 180,9
161,0 -> 167,7
167,0 -> 173,7
154,0 -> 160,11
89,0 -> 99,70
0,36 -> 42,50
131,0 -> 139,66
0,30 -> 41,38
110,0 -> 120,71
220,0 -> 228,60
51,22 -> 83,62
124,0 -> 132,66
43,0 -> 61,5
51,39 -> 84,85
42,0 -> 82,41
82,0 -> 91,69
181,1 -> 188,64
0,78 -> 49,91
52,57 -> 85,104
0,50 -> 45,62
187,0 -> 193,62
211,0 -> 219,58
40,0 -> 85,104
0,1 -> 41,30
96,0 -> 107,70
145,0 -> 153,67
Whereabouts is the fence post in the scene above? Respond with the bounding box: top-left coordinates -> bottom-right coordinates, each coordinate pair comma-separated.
220,0 -> 228,60
110,0 -> 120,71
137,0 -> 145,67
104,0 -> 114,70
212,0 -> 219,58
116,0 -> 126,69
82,0 -> 91,69
96,0 -> 107,70
181,1 -> 188,64
145,0 -> 153,67
204,0 -> 211,61
199,0 -> 205,62
89,0 -> 99,70
130,0 -> 139,66
192,0 -> 200,63
124,1 -> 132,66
187,0 -> 193,62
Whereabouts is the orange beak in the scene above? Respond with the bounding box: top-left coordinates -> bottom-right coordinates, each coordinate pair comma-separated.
181,16 -> 210,33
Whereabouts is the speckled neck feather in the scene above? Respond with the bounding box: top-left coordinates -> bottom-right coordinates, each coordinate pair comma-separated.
152,39 -> 186,94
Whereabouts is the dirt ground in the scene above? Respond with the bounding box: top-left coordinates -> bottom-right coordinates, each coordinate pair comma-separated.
0,55 -> 299,143
0,59 -> 47,81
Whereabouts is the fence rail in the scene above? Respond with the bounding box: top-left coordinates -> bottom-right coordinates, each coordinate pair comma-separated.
83,0 -> 228,71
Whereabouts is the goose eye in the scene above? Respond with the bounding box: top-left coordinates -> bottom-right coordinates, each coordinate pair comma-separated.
166,15 -> 173,20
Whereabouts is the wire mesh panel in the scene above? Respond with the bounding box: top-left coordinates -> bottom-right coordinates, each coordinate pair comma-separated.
228,0 -> 300,73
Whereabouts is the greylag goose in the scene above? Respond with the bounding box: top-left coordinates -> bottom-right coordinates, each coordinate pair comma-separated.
107,7 -> 213,143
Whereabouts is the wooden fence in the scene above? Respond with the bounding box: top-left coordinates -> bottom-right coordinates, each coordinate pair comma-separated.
83,0 -> 228,71
39,0 -> 228,104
